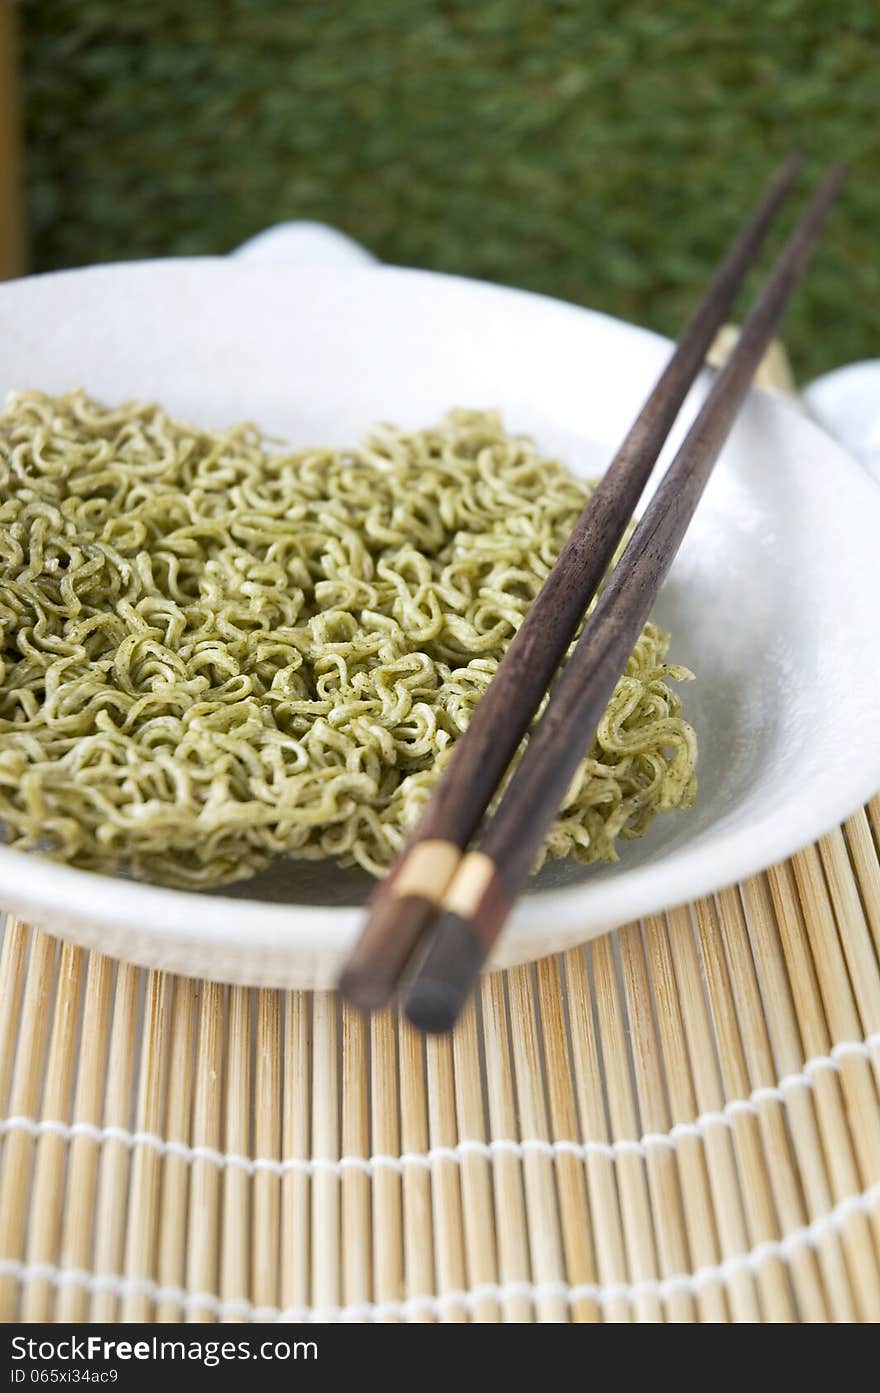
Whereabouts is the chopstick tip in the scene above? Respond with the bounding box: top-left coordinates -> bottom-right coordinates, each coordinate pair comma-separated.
337,965 -> 393,1015
404,980 -> 466,1035
402,908 -> 485,1034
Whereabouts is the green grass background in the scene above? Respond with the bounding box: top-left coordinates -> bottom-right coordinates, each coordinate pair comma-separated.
19,0 -> 880,379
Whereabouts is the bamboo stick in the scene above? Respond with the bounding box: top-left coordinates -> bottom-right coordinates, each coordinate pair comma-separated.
664,905 -> 761,1320
341,1002 -> 370,1315
121,971 -> 170,1321
220,986 -> 250,1320
818,827 -> 880,1064
617,925 -> 695,1322
844,809 -> 880,958
642,915 -> 728,1322
590,936 -> 663,1322
280,992 -> 310,1315
506,965 -> 569,1322
563,947 -> 633,1323
185,981 -> 224,1322
451,998 -> 501,1322
716,883 -> 829,1320
20,942 -> 83,1321
370,1009 -> 404,1320
766,860 -> 880,1320
310,992 -> 339,1314
534,957 -> 599,1322
56,952 -> 114,1323
155,976 -> 196,1322
253,989 -> 282,1316
0,928 -> 56,1319
867,795 -> 880,857
425,1030 -> 468,1320
692,895 -> 794,1320
89,962 -> 139,1322
0,918 -> 29,1113
739,874 -> 855,1321
397,1014 -> 433,1322
789,847 -> 880,1198
480,973 -> 535,1321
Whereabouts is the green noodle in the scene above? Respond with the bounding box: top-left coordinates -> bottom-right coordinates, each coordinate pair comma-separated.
0,391 -> 696,890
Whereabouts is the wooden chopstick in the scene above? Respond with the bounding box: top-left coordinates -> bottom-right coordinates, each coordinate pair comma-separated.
338,154 -> 803,1013
404,161 -> 848,1034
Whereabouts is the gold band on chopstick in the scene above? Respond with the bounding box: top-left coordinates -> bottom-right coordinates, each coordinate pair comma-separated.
390,842 -> 498,916
441,851 -> 496,918
391,839 -> 461,903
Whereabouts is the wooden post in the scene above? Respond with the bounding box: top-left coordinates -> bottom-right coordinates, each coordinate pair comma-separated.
0,0 -> 25,279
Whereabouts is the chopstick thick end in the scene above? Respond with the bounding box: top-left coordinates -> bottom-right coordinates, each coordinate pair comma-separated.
339,838 -> 463,1012
338,891 -> 438,1013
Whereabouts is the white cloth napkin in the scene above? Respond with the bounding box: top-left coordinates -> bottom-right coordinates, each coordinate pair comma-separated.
803,361 -> 880,483
235,221 -> 880,484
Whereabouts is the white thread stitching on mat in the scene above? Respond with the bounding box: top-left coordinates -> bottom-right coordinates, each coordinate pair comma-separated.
1,1030 -> 877,1175
1,1178 -> 879,1320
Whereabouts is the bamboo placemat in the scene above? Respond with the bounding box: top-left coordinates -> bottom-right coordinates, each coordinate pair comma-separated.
0,798 -> 878,1323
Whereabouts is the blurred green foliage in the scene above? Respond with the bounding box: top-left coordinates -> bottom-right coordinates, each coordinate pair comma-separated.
19,0 -> 880,378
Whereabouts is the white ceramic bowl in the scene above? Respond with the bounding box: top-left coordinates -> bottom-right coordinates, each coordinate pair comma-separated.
1,250 -> 879,987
